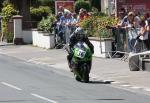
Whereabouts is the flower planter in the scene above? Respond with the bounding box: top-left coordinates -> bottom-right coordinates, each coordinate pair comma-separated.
89,37 -> 112,58
32,30 -> 55,49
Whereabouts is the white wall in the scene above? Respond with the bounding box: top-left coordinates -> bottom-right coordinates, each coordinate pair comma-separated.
22,30 -> 32,44
90,38 -> 112,58
32,30 -> 55,49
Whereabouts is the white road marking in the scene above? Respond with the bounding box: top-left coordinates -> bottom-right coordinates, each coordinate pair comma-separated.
120,85 -> 131,87
144,88 -> 150,92
112,81 -> 121,84
130,86 -> 142,89
27,60 -> 50,66
0,51 -> 5,54
102,79 -> 113,82
1,82 -> 22,91
31,93 -> 58,103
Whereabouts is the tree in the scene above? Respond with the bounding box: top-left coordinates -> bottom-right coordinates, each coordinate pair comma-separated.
90,0 -> 101,11
33,0 -> 55,14
75,0 -> 91,13
0,0 -> 5,12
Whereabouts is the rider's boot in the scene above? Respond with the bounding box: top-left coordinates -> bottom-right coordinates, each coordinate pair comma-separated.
67,55 -> 73,72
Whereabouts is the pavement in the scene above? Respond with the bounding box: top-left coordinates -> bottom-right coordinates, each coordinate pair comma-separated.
1,44 -> 150,94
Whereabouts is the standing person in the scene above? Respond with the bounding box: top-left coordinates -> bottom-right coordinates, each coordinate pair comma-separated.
53,12 -> 63,35
77,8 -> 90,22
58,6 -> 71,15
134,20 -> 149,52
145,17 -> 150,50
65,12 -> 73,43
77,8 -> 84,22
57,12 -> 68,43
115,12 -> 127,52
144,12 -> 150,22
70,13 -> 78,33
144,13 -> 150,50
124,12 -> 138,52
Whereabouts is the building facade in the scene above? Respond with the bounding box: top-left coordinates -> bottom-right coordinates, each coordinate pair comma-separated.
101,0 -> 150,16
117,0 -> 150,13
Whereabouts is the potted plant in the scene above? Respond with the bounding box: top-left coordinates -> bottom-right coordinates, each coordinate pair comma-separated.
79,12 -> 117,57
32,15 -> 56,49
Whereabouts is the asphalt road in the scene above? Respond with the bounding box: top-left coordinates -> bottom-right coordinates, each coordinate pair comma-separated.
0,54 -> 150,103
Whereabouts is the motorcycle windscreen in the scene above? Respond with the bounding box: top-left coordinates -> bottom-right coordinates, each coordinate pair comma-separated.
74,42 -> 89,59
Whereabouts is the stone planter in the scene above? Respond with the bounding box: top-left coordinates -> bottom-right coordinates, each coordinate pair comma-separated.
32,30 -> 55,49
89,37 -> 112,58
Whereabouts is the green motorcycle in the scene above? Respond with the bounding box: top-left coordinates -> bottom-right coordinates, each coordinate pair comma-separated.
70,41 -> 92,83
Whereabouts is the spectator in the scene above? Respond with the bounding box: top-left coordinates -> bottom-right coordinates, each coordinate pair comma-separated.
117,11 -> 127,27
145,17 -> 150,50
57,12 -> 69,43
77,8 -> 90,22
52,12 -> 63,38
58,6 -> 71,15
115,12 -> 127,51
134,13 -> 141,28
125,12 -> 138,52
70,13 -> 78,33
134,20 -> 149,52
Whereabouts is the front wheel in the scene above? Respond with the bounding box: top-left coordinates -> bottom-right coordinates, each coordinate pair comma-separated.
75,75 -> 81,81
82,64 -> 89,83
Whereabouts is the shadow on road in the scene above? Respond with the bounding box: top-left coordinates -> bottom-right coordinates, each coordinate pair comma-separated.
88,80 -> 114,84
96,98 -> 125,101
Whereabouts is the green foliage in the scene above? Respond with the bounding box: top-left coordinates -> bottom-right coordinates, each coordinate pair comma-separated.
1,2 -> 17,42
31,0 -> 55,14
37,15 -> 56,33
80,14 -> 117,38
6,32 -> 14,43
75,0 -> 91,14
91,7 -> 107,16
90,0 -> 101,11
2,2 -> 17,19
37,0 -> 54,6
38,0 -> 55,14
0,0 -> 5,12
30,6 -> 52,21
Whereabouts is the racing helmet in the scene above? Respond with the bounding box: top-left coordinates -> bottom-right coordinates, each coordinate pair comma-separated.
74,27 -> 86,40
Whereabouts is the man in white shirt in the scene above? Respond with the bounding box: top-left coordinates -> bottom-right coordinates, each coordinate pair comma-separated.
58,6 -> 71,15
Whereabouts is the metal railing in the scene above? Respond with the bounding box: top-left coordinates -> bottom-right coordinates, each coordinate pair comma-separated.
105,27 -> 150,60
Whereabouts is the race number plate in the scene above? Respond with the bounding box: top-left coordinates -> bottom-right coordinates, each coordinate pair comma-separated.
77,49 -> 86,58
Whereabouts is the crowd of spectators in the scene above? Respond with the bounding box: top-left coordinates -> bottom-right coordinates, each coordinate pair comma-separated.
54,6 -> 90,45
54,6 -> 150,53
111,8 -> 150,53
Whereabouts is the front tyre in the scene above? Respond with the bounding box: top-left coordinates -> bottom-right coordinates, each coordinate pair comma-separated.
75,75 -> 81,81
82,64 -> 89,83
